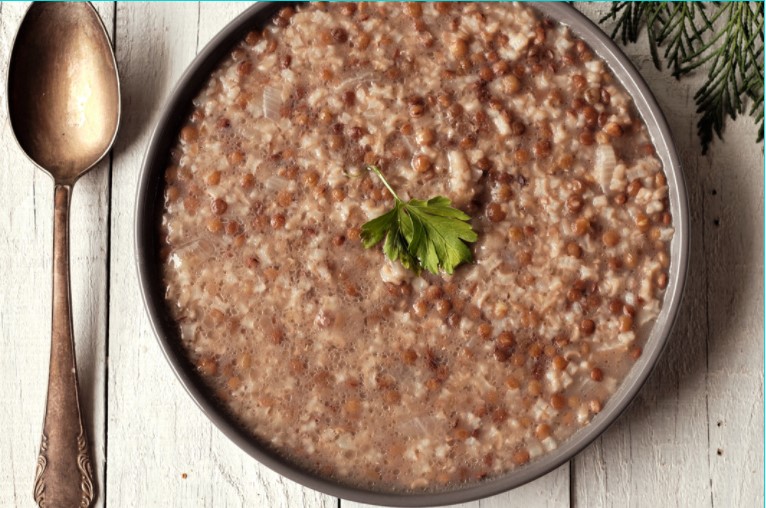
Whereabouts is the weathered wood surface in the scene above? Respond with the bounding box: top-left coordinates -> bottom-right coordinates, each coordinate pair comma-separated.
0,3 -> 762,507
0,2 -> 113,507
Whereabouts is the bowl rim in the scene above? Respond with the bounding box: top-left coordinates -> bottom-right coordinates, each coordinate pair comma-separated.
135,3 -> 690,506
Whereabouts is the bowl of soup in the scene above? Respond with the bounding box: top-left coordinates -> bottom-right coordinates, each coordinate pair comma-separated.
135,3 -> 688,505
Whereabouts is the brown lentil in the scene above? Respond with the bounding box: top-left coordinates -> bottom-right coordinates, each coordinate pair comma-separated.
580,319 -> 596,335
412,154 -> 432,173
590,367 -> 604,382
486,203 -> 506,223
602,230 -> 619,247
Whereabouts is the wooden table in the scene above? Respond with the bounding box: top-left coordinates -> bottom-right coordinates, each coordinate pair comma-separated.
1,3 -> 762,507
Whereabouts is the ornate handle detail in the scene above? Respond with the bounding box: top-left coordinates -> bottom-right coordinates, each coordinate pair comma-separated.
33,185 -> 94,508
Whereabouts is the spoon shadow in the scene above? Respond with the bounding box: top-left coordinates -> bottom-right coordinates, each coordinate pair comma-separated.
110,22 -> 171,157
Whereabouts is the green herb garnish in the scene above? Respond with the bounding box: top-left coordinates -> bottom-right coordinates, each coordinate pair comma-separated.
599,2 -> 764,153
360,165 -> 478,275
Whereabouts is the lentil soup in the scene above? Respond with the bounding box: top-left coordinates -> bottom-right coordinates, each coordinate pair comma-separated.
160,2 -> 674,492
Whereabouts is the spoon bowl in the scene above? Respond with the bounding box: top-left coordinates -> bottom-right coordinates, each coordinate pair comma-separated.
7,3 -> 119,507
8,2 -> 119,184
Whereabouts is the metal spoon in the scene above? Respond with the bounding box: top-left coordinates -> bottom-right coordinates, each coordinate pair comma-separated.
7,3 -> 120,506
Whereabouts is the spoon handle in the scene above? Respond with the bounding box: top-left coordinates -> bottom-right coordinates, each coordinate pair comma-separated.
34,184 -> 94,508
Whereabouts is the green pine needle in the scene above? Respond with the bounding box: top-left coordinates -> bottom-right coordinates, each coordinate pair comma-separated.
599,1 -> 764,154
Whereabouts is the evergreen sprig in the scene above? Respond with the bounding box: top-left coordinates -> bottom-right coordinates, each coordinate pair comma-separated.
599,2 -> 764,154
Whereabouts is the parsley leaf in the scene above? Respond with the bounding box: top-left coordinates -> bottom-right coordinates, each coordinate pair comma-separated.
360,165 -> 478,275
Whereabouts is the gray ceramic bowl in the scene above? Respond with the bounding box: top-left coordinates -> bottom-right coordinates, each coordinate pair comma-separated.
135,3 -> 689,506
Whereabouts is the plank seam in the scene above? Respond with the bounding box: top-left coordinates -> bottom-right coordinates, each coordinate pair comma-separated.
102,3 -> 118,507
569,460 -> 575,508
702,166 -> 714,508
195,2 -> 201,54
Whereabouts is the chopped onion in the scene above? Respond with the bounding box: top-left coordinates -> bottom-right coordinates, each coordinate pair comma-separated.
380,261 -> 410,285
448,150 -> 468,175
335,72 -> 374,91
345,165 -> 364,178
264,175 -> 289,192
398,416 -> 440,438
262,86 -> 282,121
401,132 -> 417,153
594,145 -> 616,192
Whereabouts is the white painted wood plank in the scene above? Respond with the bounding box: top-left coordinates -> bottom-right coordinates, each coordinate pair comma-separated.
573,4 -> 764,507
106,3 -> 335,506
702,105 -> 764,508
0,2 -> 112,507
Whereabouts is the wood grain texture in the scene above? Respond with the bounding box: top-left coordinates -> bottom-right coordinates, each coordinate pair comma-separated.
0,2 -> 112,507
106,3 -> 335,507
0,2 -> 762,507
703,109 -> 764,508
